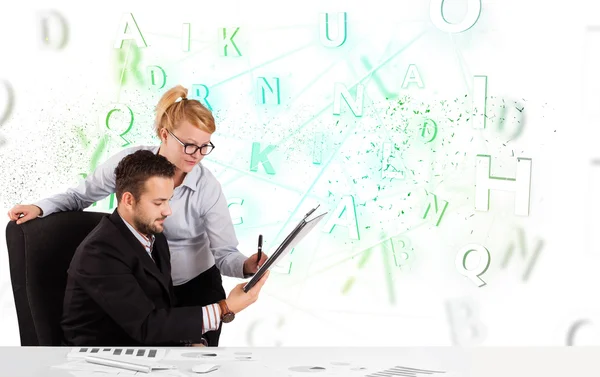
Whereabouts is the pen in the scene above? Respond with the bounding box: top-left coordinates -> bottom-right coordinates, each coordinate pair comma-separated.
257,234 -> 263,263
304,204 -> 320,218
85,355 -> 152,373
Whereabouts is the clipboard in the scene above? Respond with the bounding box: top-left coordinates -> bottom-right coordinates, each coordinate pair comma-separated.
243,205 -> 327,293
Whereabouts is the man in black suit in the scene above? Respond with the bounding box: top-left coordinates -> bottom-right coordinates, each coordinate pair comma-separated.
62,150 -> 268,346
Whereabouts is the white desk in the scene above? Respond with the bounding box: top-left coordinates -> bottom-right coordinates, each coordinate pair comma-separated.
0,347 -> 598,377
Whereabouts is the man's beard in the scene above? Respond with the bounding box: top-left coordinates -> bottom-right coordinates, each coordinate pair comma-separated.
133,214 -> 166,235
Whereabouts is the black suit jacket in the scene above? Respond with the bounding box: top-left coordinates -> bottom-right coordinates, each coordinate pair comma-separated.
62,210 -> 205,346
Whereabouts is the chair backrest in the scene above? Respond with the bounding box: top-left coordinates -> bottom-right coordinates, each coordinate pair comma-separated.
5,211 -> 107,346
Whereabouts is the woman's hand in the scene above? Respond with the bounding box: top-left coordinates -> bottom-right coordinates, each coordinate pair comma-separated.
243,252 -> 269,275
7,204 -> 42,225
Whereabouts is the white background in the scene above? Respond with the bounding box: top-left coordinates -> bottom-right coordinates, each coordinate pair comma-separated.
1,0 -> 599,346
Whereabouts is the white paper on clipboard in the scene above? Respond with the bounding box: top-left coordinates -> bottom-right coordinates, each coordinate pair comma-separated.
243,207 -> 327,292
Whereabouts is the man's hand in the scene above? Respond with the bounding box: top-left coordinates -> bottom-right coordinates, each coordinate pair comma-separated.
243,252 -> 269,275
7,204 -> 42,225
225,271 -> 269,314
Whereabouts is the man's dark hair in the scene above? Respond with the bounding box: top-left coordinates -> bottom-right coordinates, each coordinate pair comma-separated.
115,150 -> 176,202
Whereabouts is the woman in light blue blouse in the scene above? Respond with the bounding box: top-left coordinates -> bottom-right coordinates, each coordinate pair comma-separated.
8,85 -> 267,346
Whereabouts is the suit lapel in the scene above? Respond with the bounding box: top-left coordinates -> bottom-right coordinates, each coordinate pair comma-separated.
153,237 -> 174,305
109,210 -> 170,296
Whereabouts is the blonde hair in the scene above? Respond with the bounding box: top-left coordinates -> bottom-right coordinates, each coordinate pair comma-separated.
154,85 -> 216,138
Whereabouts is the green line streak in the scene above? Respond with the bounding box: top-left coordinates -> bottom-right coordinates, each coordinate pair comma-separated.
75,127 -> 89,148
341,277 -> 355,294
90,135 -> 109,172
359,20 -> 399,99
117,41 -> 133,104
361,56 -> 393,98
390,238 -> 399,267
381,237 -> 396,305
357,246 -> 372,268
341,237 -> 396,305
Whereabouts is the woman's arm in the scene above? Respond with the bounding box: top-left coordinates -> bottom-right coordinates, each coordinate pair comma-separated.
34,147 -> 142,217
199,167 -> 248,278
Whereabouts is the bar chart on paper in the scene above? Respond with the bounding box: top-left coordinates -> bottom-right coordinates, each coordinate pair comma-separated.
67,347 -> 166,360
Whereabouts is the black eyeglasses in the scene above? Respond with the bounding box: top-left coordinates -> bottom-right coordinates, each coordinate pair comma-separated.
167,130 -> 215,156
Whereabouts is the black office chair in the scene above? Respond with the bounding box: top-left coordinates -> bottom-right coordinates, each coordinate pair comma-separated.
5,211 -> 107,346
